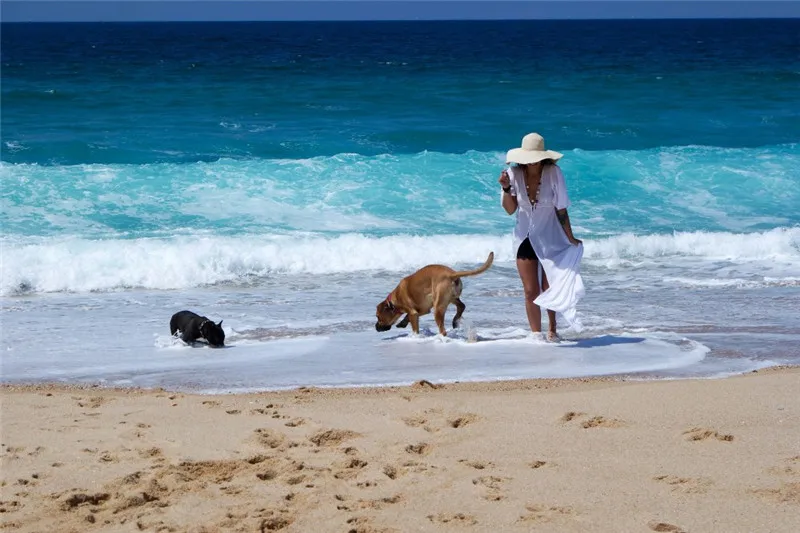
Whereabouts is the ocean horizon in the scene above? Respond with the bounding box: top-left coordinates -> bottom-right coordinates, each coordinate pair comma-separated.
2,19 -> 799,392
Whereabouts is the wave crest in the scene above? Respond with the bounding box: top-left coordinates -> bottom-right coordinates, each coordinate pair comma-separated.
3,228 -> 799,295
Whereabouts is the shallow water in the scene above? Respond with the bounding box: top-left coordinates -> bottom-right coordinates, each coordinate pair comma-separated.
2,20 -> 799,391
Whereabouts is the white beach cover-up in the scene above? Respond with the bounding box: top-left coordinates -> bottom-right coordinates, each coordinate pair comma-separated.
504,164 -> 585,329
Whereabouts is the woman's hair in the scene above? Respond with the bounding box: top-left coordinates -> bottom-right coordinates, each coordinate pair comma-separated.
512,159 -> 555,168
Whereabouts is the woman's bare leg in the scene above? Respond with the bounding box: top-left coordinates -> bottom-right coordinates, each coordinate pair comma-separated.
516,258 -> 542,333
541,269 -> 558,340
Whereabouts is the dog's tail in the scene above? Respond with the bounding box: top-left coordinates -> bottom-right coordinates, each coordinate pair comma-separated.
450,252 -> 494,278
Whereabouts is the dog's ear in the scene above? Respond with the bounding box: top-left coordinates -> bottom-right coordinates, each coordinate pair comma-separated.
217,320 -> 223,327
385,300 -> 395,311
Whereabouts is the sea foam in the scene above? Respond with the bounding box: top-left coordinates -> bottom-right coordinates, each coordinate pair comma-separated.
2,228 -> 798,295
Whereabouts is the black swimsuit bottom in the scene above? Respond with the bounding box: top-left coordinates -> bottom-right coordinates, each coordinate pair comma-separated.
516,238 -> 539,261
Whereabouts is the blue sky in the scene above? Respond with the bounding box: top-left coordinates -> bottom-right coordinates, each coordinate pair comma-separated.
2,1 -> 799,22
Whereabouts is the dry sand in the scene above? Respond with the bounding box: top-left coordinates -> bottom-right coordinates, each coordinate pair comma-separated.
1,368 -> 798,533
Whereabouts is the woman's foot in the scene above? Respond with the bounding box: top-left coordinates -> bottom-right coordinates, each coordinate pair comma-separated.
546,331 -> 561,343
529,331 -> 544,341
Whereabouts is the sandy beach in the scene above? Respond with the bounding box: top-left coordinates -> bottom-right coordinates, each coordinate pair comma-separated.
1,369 -> 798,533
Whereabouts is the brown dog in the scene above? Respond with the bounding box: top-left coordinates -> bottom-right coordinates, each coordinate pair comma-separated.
375,252 -> 494,336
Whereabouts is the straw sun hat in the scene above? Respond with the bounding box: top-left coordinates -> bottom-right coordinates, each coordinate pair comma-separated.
505,132 -> 563,165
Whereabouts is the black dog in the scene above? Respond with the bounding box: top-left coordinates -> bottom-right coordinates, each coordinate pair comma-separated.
169,310 -> 225,347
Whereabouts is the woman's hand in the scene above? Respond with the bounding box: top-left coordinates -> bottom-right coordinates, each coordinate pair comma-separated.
498,169 -> 511,190
569,237 -> 583,246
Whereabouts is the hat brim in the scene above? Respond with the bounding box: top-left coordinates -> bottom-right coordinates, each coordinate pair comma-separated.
506,148 -> 563,165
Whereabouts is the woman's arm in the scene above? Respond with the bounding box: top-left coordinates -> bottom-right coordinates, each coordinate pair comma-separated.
501,189 -> 518,215
556,208 -> 582,245
553,167 -> 580,245
499,170 -> 517,215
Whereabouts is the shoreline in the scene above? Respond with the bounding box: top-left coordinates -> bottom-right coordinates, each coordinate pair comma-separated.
2,363 -> 797,397
2,366 -> 798,532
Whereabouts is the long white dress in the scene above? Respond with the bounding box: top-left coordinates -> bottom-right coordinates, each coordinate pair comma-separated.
504,164 -> 585,330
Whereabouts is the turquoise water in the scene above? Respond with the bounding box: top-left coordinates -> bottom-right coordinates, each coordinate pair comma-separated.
1,20 -> 798,390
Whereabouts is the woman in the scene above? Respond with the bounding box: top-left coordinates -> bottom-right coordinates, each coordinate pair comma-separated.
498,132 -> 585,341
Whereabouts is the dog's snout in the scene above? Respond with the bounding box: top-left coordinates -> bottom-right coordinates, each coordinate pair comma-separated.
375,322 -> 391,332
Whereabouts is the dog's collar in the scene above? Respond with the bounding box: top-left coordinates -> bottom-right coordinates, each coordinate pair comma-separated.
199,319 -> 210,333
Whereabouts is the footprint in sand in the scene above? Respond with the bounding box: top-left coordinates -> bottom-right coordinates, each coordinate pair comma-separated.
119,425 -> 149,439
472,475 -> 508,491
284,474 -> 306,486
750,482 -> 800,504
529,460 -> 549,469
518,504 -> 576,524
137,447 -> 164,460
559,411 -> 586,422
648,521 -> 687,532
560,412 -> 625,428
192,504 -> 295,533
383,461 -> 428,479
346,515 -> 396,533
472,475 -> 509,501
259,515 -> 295,531
60,491 -> 111,511
653,474 -> 712,494
382,465 -> 400,479
401,460 -> 433,474
256,468 -> 279,481
767,455 -> 800,476
98,451 -> 119,463
427,512 -> 477,525
0,499 -> 23,513
334,458 -> 369,480
682,427 -> 733,442
345,459 -> 368,469
75,396 -> 112,409
458,459 -> 494,470
402,409 -> 478,432
27,446 -> 45,457
309,429 -> 360,447
2,445 -> 25,459
580,416 -> 626,429
447,414 -> 479,429
401,414 -> 431,430
405,442 -> 430,456
344,494 -> 403,511
336,494 -> 403,512
250,407 -> 288,419
253,428 -> 287,449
